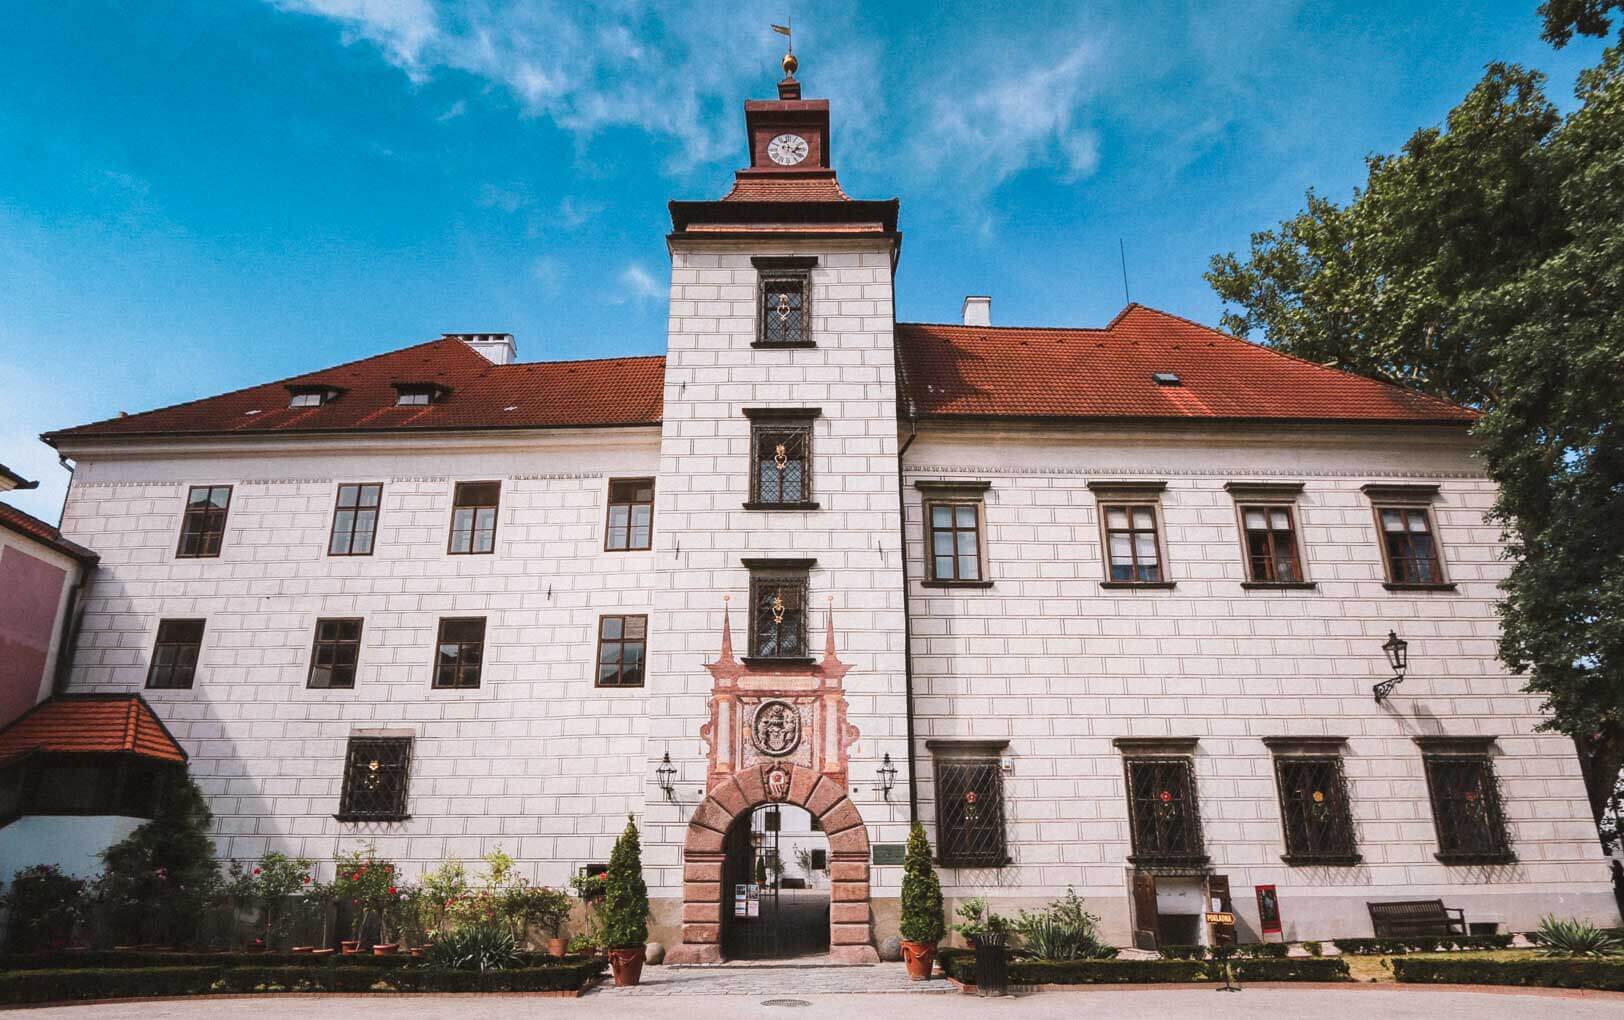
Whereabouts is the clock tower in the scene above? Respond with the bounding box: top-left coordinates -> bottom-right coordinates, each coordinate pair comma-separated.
741,54 -> 831,175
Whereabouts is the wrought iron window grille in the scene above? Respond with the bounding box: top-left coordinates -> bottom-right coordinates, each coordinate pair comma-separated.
748,576 -> 809,659
934,757 -> 1008,867
1273,756 -> 1360,863
750,422 -> 813,506
1124,757 -> 1208,864
337,736 -> 411,821
1422,755 -> 1514,862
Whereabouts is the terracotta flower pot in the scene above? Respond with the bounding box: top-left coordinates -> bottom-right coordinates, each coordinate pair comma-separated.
901,939 -> 938,981
410,948 -> 426,958
548,938 -> 567,958
340,940 -> 362,955
291,946 -> 314,954
372,943 -> 400,956
311,948 -> 336,956
608,947 -> 645,987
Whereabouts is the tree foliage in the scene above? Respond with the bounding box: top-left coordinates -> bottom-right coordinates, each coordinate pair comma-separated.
1208,43 -> 1624,838
96,774 -> 219,945
899,821 -> 945,944
601,816 -> 648,948
1540,0 -> 1624,46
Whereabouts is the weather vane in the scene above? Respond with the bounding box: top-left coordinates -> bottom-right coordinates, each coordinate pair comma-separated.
772,18 -> 797,78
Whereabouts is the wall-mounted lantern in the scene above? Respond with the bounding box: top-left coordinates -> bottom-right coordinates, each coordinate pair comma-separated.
656,752 -> 677,802
877,753 -> 898,800
1375,630 -> 1409,703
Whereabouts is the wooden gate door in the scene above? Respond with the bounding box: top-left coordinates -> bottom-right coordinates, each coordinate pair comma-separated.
1131,870 -> 1159,950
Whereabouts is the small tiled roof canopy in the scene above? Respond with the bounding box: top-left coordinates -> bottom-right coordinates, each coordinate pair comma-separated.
895,305 -> 1476,425
43,305 -> 1473,442
0,502 -> 99,565
0,695 -> 187,766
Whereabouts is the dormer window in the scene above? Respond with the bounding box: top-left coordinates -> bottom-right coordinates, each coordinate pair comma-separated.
393,382 -> 449,406
1152,372 -> 1182,386
286,384 -> 343,408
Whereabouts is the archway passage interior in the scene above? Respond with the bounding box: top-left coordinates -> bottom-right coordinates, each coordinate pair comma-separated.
723,804 -> 831,959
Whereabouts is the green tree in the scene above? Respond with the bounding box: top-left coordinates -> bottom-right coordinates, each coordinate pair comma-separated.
97,774 -> 219,946
602,817 -> 648,948
1540,0 -> 1624,46
898,821 -> 945,944
1207,45 -> 1624,839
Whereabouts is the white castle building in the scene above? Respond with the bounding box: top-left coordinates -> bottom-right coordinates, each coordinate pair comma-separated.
17,62 -> 1618,961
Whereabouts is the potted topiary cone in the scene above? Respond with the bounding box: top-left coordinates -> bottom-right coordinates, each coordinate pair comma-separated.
898,820 -> 946,980
604,816 -> 650,987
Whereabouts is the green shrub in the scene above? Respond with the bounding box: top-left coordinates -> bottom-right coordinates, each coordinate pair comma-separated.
898,822 -> 945,944
95,775 -> 219,947
1233,942 -> 1290,958
1,865 -> 88,952
1012,959 -> 1210,984
950,897 -> 1010,945
1534,916 -> 1623,957
0,950 -> 421,970
1331,934 -> 1513,955
1393,957 -> 1624,991
1219,957 -> 1350,982
1159,944 -> 1205,960
1011,888 -> 1114,960
601,817 -> 648,949
0,960 -> 608,1005
333,844 -> 401,944
425,924 -> 520,971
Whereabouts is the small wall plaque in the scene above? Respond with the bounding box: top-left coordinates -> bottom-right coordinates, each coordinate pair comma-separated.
871,843 -> 905,865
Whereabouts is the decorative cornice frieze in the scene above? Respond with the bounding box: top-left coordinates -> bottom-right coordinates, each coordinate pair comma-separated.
907,464 -> 1486,481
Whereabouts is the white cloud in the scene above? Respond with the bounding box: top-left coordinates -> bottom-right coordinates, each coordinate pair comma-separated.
617,262 -> 663,303
435,98 -> 467,122
558,196 -> 603,228
917,45 -> 1104,189
272,0 -> 440,81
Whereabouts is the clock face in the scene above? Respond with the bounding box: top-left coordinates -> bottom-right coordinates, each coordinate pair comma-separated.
766,133 -> 810,166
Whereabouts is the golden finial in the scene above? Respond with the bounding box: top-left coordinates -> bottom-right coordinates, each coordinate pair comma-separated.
782,50 -> 798,77
772,19 -> 796,77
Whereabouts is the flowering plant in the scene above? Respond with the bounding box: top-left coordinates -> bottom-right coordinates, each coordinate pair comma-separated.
227,852 -> 314,947
333,844 -> 402,943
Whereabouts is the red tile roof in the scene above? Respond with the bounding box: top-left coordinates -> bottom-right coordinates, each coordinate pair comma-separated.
0,695 -> 187,766
43,305 -> 1473,443
45,339 -> 665,442
721,173 -> 852,202
0,501 -> 99,565
896,305 -> 1476,425
0,462 -> 36,490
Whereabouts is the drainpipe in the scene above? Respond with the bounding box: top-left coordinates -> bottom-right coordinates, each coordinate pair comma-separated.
895,421 -> 920,822
50,456 -> 88,696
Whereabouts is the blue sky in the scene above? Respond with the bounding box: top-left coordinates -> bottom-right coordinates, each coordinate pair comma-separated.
0,1 -> 1610,521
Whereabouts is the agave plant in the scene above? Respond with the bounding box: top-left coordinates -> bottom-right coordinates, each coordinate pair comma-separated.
425,922 -> 521,971
1534,915 -> 1623,958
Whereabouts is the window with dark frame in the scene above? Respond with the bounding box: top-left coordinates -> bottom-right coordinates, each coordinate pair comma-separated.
753,256 -> 815,346
1241,505 -> 1303,583
146,619 -> 205,689
926,500 -> 984,582
337,736 -> 411,821
749,572 -> 809,659
448,481 -> 500,555
933,754 -> 1008,867
1423,754 -> 1513,861
1377,506 -> 1443,584
329,483 -> 382,556
595,615 -> 647,687
176,485 -> 231,558
1273,756 -> 1359,862
605,479 -> 655,551
751,420 -> 813,506
308,618 -> 363,689
1103,504 -> 1163,582
1123,757 -> 1205,863
432,617 -> 486,689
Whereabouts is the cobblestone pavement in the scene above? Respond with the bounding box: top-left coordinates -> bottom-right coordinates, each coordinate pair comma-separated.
20,986 -> 1624,1019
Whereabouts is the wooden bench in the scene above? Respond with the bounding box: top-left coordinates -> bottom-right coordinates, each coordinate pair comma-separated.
1367,899 -> 1467,937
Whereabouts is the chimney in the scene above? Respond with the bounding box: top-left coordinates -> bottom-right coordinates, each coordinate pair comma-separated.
447,332 -> 517,366
962,296 -> 991,327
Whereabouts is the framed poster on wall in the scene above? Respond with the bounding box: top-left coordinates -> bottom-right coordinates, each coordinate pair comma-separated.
1256,884 -> 1282,937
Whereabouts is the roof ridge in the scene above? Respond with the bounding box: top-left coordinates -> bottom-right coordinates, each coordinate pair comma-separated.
498,353 -> 666,368
1115,305 -> 1472,415
47,336 -> 464,438
898,321 -> 1110,334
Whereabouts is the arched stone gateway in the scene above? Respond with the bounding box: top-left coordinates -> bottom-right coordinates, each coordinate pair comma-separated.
665,601 -> 880,965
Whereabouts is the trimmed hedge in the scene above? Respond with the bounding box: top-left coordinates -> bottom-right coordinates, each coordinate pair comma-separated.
1393,957 -> 1624,992
1160,943 -> 1290,960
936,948 -> 1344,985
0,949 -> 572,971
1218,957 -> 1349,982
1330,934 -> 1514,955
0,960 -> 608,1006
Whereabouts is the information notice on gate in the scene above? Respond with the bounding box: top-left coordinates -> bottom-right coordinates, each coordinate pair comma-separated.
1256,884 -> 1282,935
